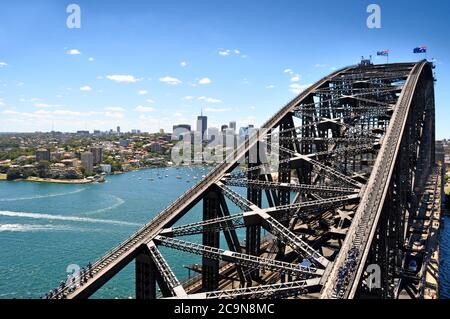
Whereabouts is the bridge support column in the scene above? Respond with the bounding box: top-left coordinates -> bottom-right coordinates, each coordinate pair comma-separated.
247,139 -> 262,283
202,189 -> 220,292
135,251 -> 157,300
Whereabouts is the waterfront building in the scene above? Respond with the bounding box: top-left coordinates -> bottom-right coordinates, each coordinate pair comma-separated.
36,149 -> 51,162
90,147 -> 103,165
100,164 -> 112,174
81,152 -> 94,174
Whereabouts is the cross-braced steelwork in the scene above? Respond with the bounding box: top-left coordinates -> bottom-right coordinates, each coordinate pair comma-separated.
46,60 -> 436,299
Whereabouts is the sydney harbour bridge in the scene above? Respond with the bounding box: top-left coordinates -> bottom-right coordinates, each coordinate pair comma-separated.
48,60 -> 437,299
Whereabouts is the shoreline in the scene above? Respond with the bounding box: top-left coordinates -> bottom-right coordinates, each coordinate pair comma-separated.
0,163 -> 212,184
22,177 -> 94,184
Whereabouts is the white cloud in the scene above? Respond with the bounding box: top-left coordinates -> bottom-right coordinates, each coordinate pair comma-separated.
204,107 -> 232,113
146,99 -> 155,104
198,78 -> 211,85
314,63 -> 327,68
0,62 -> 8,68
135,105 -> 156,113
180,61 -> 187,67
88,57 -> 95,62
183,96 -> 194,101
266,85 -> 275,89
174,112 -> 183,117
219,49 -> 231,56
3,110 -> 19,115
106,75 -> 142,83
80,85 -> 92,92
105,111 -> 124,119
219,49 -> 243,57
289,83 -> 311,94
198,96 -> 222,103
138,90 -> 148,95
283,69 -> 294,75
290,75 -> 301,82
66,49 -> 82,55
34,103 -> 61,108
159,76 -> 182,85
105,107 -> 125,112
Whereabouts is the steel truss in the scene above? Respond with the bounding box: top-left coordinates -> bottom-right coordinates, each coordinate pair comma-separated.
47,61 -> 435,300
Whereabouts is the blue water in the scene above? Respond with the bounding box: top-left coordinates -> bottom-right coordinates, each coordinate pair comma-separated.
440,216 -> 450,298
0,167 -> 213,299
1,167 -> 449,299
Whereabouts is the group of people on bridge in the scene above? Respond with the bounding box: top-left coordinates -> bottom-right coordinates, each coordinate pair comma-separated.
42,262 -> 93,299
333,248 -> 359,297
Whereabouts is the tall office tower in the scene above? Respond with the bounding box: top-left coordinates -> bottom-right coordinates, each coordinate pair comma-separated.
197,112 -> 208,141
117,126 -> 121,134
229,121 -> 236,133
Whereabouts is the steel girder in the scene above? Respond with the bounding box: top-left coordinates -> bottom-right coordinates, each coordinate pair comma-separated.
47,61 -> 435,300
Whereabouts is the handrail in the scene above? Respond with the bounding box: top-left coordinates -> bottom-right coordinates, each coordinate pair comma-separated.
50,64 -> 353,299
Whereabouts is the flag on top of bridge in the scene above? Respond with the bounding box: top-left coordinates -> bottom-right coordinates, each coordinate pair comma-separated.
377,50 -> 389,56
413,46 -> 427,54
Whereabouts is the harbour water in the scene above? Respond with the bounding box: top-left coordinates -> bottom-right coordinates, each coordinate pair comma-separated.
0,166 -> 210,299
440,216 -> 450,298
0,166 -> 449,299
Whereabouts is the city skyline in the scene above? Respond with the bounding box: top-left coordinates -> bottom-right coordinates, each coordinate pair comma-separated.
0,0 -> 449,138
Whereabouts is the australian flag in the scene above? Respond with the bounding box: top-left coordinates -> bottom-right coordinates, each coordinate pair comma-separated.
413,46 -> 427,53
377,50 -> 389,56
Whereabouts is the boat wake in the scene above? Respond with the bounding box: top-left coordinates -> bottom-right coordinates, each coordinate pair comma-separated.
0,210 -> 141,227
0,223 -> 75,233
83,195 -> 125,216
0,188 -> 86,202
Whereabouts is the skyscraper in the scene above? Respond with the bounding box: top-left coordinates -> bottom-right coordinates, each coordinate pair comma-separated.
229,121 -> 236,133
197,112 -> 208,141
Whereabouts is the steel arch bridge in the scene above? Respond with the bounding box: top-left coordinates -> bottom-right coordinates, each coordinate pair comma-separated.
48,60 -> 436,299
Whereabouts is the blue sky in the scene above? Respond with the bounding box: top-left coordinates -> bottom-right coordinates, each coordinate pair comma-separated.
0,0 -> 449,138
